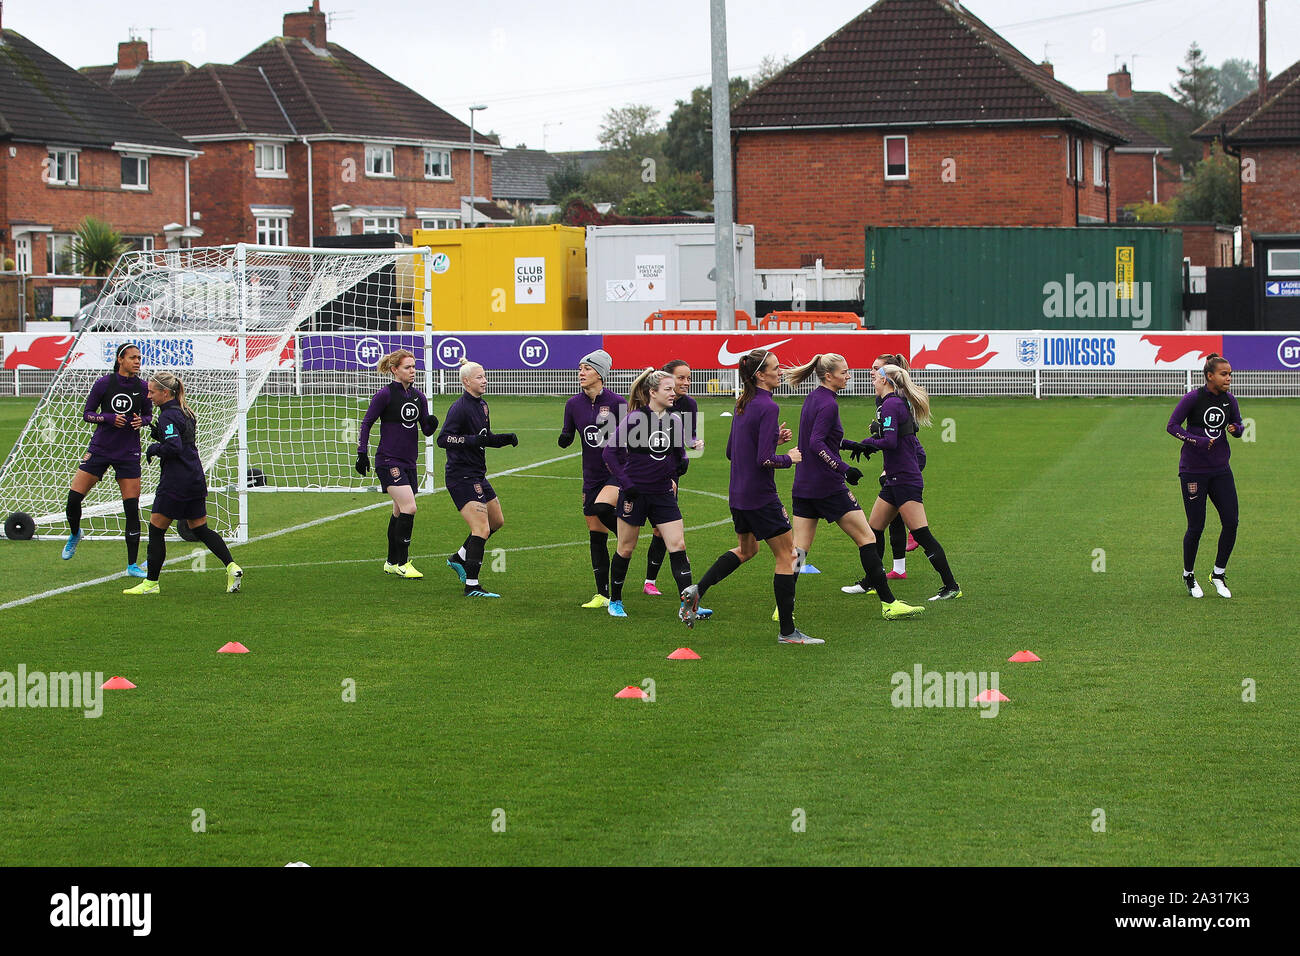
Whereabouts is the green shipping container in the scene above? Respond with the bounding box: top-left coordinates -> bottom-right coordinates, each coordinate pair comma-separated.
864,226 -> 1184,331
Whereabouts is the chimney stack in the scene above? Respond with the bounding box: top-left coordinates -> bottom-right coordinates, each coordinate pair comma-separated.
1107,64 -> 1132,98
1039,61 -> 1054,78
117,39 -> 150,71
284,1 -> 327,46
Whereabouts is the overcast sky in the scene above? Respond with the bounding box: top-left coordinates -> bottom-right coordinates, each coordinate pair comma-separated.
7,0 -> 1298,151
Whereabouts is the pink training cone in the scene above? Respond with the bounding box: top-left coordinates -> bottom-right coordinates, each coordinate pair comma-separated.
973,688 -> 1010,703
667,648 -> 701,660
101,676 -> 136,689
1008,650 -> 1041,662
218,641 -> 250,654
615,686 -> 648,699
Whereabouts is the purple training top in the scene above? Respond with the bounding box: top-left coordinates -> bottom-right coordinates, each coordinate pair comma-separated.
83,372 -> 152,462
359,381 -> 437,469
602,407 -> 687,494
792,385 -> 852,499
862,394 -> 924,487
562,388 -> 626,492
671,392 -> 700,449
1167,386 -> 1242,475
437,390 -> 493,483
725,389 -> 791,510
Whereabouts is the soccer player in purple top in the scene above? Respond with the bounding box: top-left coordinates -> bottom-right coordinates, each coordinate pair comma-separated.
558,349 -> 626,608
784,354 -> 923,621
846,364 -> 962,602
1167,353 -> 1243,598
680,349 -> 820,643
438,359 -> 517,598
356,349 -> 438,579
63,343 -> 153,576
123,371 -> 243,595
642,359 -> 704,597
601,367 -> 698,624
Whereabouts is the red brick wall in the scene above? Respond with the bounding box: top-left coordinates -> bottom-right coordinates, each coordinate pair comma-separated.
1177,224 -> 1234,268
1111,152 -> 1187,209
188,141 -> 304,245
736,126 -> 1114,269
1240,144 -> 1300,267
3,143 -> 188,273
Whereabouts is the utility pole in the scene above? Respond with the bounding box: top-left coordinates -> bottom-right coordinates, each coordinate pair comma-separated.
1258,0 -> 1268,103
710,0 -> 735,331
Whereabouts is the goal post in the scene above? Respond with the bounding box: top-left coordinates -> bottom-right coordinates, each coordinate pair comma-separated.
0,243 -> 434,542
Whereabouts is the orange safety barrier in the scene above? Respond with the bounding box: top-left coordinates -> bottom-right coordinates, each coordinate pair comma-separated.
643,310 -> 755,331
760,311 -> 863,331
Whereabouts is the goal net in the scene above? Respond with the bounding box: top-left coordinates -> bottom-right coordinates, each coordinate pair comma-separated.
0,244 -> 432,542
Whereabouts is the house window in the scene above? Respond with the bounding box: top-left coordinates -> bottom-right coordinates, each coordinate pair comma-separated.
1074,138 -> 1085,182
361,217 -> 402,235
1093,144 -> 1105,186
256,217 -> 289,246
1267,249 -> 1300,276
424,149 -> 451,180
14,236 -> 32,274
884,135 -> 908,179
124,236 -> 156,253
47,234 -> 79,275
46,149 -> 79,185
421,218 -> 457,230
255,143 -> 287,177
365,146 -> 394,177
121,155 -> 149,190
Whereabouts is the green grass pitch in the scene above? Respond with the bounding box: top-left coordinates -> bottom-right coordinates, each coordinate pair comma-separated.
0,393 -> 1296,866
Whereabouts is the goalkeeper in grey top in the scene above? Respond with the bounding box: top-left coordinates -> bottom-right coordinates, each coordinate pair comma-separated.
437,359 -> 517,598
356,349 -> 438,579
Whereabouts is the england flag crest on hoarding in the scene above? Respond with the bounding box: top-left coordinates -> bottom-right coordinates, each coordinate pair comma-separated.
1016,337 -> 1040,367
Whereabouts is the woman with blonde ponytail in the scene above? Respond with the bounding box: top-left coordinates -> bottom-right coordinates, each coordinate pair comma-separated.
783,353 -> 923,621
123,372 -> 244,596
846,364 -> 962,602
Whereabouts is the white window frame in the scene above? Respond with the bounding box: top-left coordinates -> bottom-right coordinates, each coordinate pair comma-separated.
424,148 -> 452,180
46,234 -> 80,276
1093,143 -> 1105,186
1267,249 -> 1300,276
420,217 -> 458,230
883,135 -> 908,180
1075,138 -> 1085,183
46,149 -> 79,186
254,142 -> 288,178
256,216 -> 289,246
361,217 -> 402,235
14,236 -> 32,274
121,154 -> 149,190
365,145 -> 394,178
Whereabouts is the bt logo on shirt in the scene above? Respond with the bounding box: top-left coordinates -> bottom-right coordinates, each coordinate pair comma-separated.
400,402 -> 419,429
1202,405 -> 1226,439
110,393 -> 133,414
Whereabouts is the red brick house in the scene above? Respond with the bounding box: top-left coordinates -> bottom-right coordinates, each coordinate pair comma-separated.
730,0 -> 1129,269
0,17 -> 200,281
1082,66 -> 1200,211
83,2 -> 508,248
1193,60 -> 1300,268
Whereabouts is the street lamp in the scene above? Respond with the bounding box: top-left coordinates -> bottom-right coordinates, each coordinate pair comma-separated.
468,104 -> 487,228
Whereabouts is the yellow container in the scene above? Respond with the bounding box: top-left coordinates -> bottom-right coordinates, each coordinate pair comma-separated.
411,224 -> 587,331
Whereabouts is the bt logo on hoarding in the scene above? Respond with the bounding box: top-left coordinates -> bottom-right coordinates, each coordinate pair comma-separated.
519,337 -> 548,368
437,337 -> 467,367
355,337 -> 383,368
1278,337 -> 1300,369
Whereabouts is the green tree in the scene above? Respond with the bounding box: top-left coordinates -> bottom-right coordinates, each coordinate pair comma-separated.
597,104 -> 662,155
1172,42 -> 1222,124
664,78 -> 751,181
1172,144 -> 1241,224
1217,58 -> 1259,109
72,217 -> 129,277
750,54 -> 790,90
584,103 -> 668,205
1124,200 -> 1176,223
546,159 -> 586,202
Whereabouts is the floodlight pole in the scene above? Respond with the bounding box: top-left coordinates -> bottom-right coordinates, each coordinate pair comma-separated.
710,0 -> 735,332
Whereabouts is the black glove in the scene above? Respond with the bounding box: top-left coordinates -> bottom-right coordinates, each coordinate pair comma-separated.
845,466 -> 863,486
491,433 -> 518,448
558,431 -> 575,448
869,419 -> 883,439
421,414 -> 439,437
844,440 -> 873,463
355,450 -> 370,476
146,444 -> 159,465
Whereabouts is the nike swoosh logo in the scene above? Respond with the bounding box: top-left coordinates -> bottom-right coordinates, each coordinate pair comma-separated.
717,337 -> 792,366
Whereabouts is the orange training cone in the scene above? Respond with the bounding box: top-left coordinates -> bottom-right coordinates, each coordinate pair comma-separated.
667,647 -> 701,660
1008,650 -> 1041,662
218,641 -> 250,654
615,685 -> 648,699
102,676 -> 136,689
973,688 -> 1010,703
